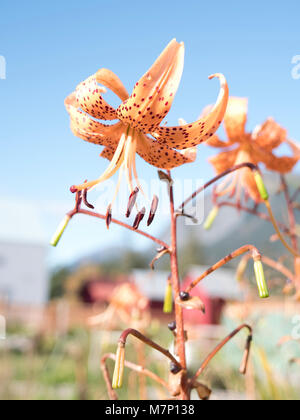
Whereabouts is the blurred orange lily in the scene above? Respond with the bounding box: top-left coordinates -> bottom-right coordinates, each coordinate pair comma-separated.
65,39 -> 229,199
207,97 -> 299,202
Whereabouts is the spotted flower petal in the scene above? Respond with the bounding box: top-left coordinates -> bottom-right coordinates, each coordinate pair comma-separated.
116,39 -> 184,132
100,146 -> 115,161
206,134 -> 233,148
96,68 -> 129,101
209,148 -> 239,174
252,144 -> 298,173
151,74 -> 229,150
66,93 -> 125,148
75,74 -> 118,120
224,97 -> 248,142
136,132 -> 196,169
201,104 -> 234,148
286,138 -> 300,159
253,118 -> 287,151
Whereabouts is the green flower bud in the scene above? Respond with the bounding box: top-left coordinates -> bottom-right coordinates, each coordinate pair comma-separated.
254,171 -> 269,201
112,343 -> 125,389
50,215 -> 71,247
204,206 -> 219,230
163,282 -> 173,313
254,260 -> 269,299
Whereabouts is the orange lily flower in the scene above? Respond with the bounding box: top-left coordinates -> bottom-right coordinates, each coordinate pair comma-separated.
207,97 -> 299,202
65,39 -> 229,203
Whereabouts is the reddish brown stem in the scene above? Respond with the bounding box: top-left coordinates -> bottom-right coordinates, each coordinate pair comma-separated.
73,209 -> 169,250
192,324 -> 252,382
280,175 -> 299,253
119,328 -> 181,369
185,245 -> 261,293
218,201 -> 290,235
168,171 -> 189,400
100,354 -> 118,400
291,187 -> 300,203
179,163 -> 258,211
261,255 -> 295,283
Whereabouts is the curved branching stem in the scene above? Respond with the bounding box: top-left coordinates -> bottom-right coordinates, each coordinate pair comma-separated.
101,353 -> 169,400
179,163 -> 258,211
167,171 -> 188,379
291,187 -> 300,203
52,188 -> 170,250
76,209 -> 169,250
218,201 -> 290,236
264,200 -> 300,258
100,354 -> 118,400
191,324 -> 253,383
261,255 -> 295,283
280,175 -> 299,253
185,245 -> 261,294
119,329 -> 181,370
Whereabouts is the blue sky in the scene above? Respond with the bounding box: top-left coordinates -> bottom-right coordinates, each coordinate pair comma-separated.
0,0 -> 299,267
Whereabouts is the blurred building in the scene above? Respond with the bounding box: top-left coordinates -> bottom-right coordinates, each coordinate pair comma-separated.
183,266 -> 244,325
0,241 -> 49,305
80,278 -> 122,304
132,267 -> 243,325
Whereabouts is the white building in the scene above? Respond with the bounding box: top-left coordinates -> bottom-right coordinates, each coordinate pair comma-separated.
0,241 -> 49,306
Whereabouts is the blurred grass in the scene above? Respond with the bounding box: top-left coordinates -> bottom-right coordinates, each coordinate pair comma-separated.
0,323 -> 171,400
0,317 -> 299,400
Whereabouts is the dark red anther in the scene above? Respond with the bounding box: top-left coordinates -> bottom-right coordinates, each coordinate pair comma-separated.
126,188 -> 139,218
70,185 -> 78,194
82,182 -> 94,210
132,207 -> 146,230
106,204 -> 112,230
147,195 -> 159,226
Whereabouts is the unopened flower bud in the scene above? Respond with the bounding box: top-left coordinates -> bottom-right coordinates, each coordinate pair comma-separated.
254,171 -> 269,201
112,343 -> 125,389
204,206 -> 219,230
254,260 -> 269,299
50,215 -> 71,247
163,282 -> 173,313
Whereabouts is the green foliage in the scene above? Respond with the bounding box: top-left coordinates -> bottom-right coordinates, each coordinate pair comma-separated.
49,267 -> 71,300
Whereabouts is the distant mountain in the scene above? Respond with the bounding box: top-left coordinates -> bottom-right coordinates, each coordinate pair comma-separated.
176,172 -> 300,268
70,172 -> 299,274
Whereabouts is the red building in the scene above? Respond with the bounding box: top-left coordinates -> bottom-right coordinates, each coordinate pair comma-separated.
133,267 -> 244,325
